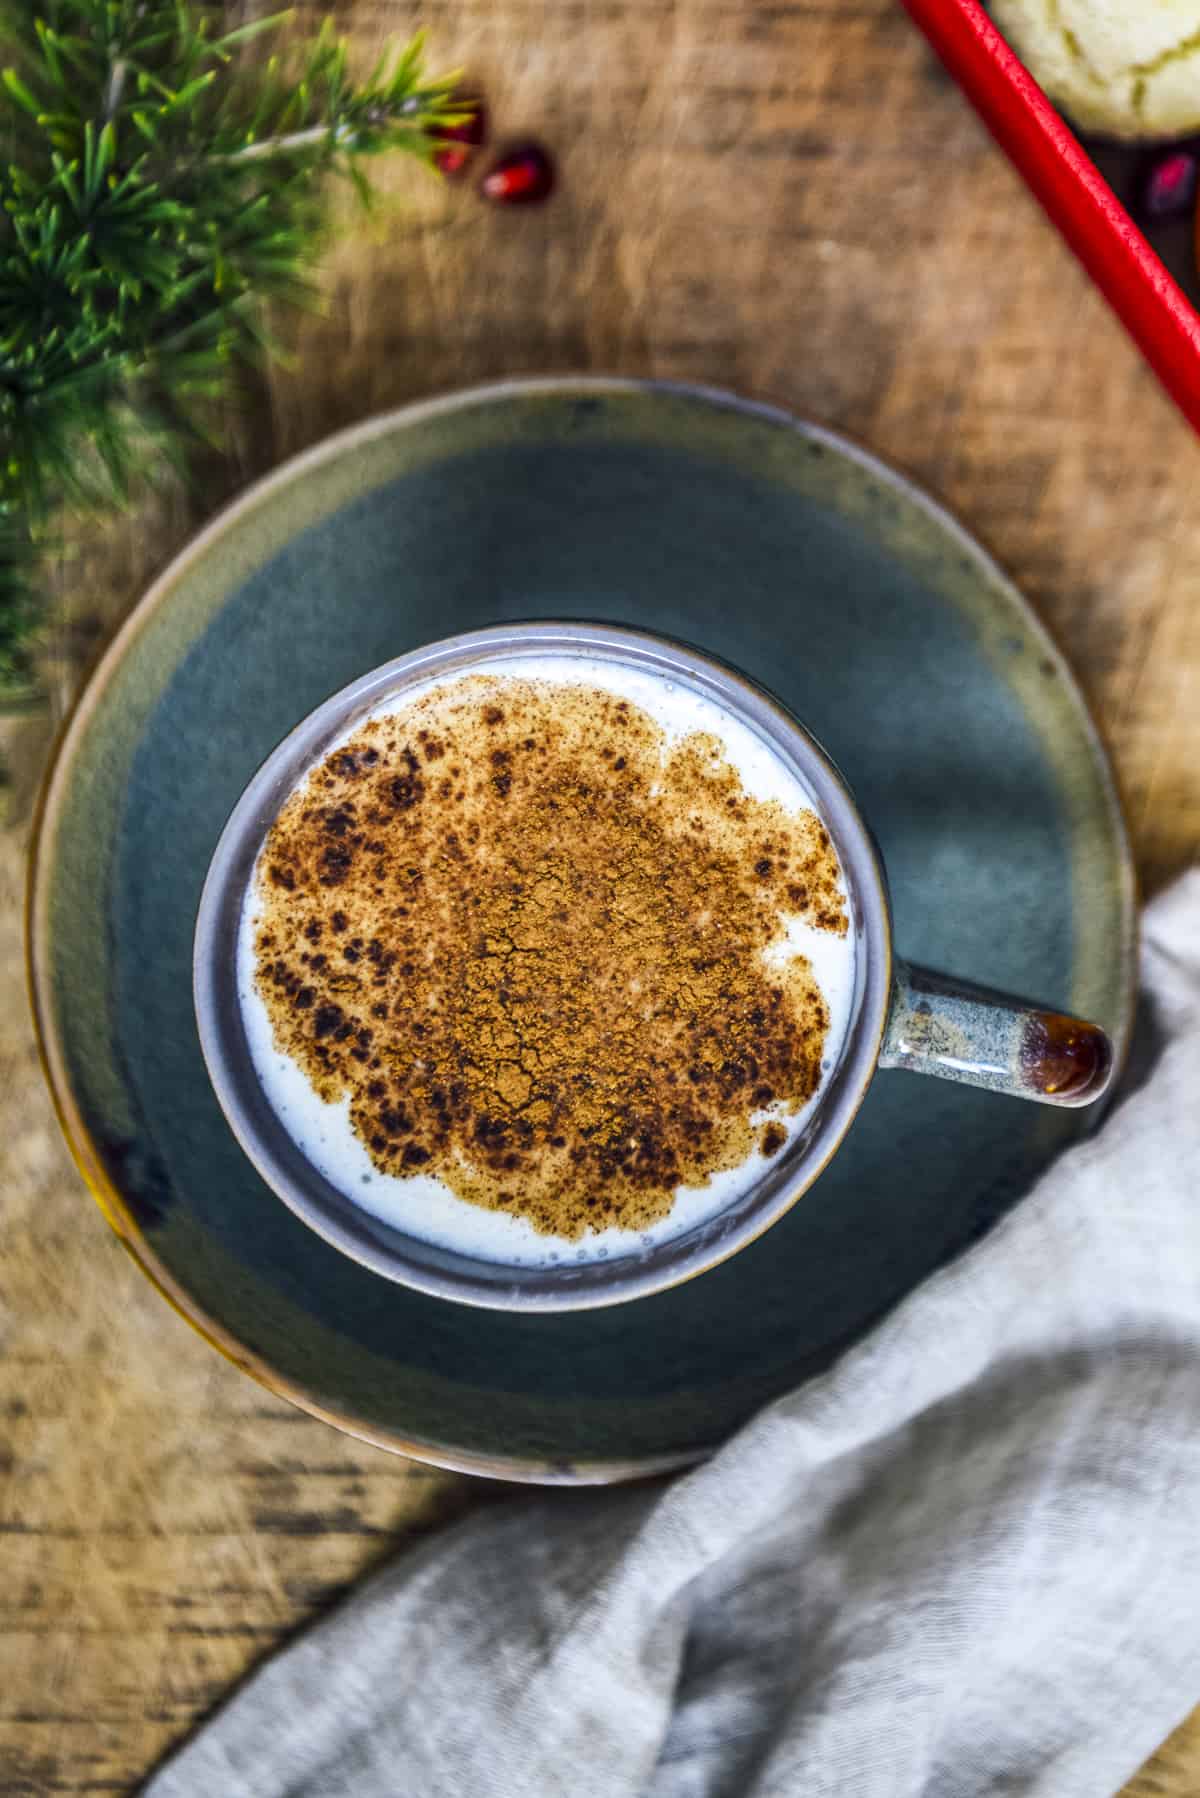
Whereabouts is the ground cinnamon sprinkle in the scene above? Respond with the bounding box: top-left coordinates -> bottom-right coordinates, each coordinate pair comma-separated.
252,675 -> 848,1240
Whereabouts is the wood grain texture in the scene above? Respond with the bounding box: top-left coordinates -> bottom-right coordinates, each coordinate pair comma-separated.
1,0 -> 1198,1790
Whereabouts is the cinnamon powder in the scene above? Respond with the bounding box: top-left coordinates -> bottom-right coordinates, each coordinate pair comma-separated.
253,676 -> 847,1239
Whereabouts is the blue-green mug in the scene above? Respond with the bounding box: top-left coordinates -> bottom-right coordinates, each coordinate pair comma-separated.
194,622 -> 1112,1312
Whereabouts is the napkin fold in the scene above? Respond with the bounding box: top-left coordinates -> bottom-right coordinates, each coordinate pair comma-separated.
147,874 -> 1200,1798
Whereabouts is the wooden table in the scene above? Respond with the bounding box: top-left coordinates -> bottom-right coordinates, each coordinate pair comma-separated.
2,1 -> 1198,1790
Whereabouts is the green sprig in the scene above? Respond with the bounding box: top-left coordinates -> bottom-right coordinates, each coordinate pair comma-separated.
0,0 -> 459,696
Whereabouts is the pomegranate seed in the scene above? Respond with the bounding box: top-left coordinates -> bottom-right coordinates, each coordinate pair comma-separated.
433,97 -> 487,178
1138,148 -> 1197,220
480,142 -> 556,206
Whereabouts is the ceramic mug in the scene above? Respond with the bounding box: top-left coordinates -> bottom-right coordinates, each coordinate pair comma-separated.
194,622 -> 1113,1311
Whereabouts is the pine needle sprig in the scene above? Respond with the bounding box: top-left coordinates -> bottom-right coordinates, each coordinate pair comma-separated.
0,0 -> 459,696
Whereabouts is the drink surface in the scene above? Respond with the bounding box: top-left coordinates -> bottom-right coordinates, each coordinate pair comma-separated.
239,654 -> 856,1267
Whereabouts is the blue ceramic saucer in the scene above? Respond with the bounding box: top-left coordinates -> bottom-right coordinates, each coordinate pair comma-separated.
28,379 -> 1136,1481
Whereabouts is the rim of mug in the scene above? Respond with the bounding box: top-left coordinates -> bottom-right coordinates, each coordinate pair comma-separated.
193,621 -> 894,1311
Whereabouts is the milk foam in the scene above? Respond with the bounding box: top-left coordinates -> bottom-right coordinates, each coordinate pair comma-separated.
238,652 -> 859,1267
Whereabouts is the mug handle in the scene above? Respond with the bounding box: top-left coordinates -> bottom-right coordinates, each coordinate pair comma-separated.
880,960 -> 1114,1108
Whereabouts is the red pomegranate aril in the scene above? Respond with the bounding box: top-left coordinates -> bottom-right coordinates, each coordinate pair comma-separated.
480,142 -> 555,205
1138,148 -> 1198,220
433,97 -> 487,177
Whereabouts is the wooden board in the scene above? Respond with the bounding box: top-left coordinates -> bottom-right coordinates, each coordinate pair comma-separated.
2,0 -> 1199,1789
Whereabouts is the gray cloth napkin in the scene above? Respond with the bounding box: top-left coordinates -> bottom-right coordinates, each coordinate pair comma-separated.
148,874 -> 1200,1798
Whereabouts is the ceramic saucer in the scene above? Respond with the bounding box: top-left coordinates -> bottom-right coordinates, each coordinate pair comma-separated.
28,380 -> 1135,1481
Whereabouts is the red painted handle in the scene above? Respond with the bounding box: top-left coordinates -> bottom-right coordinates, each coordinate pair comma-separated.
899,0 -> 1200,434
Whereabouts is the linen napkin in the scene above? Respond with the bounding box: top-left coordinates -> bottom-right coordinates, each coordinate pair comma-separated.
147,872 -> 1200,1798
